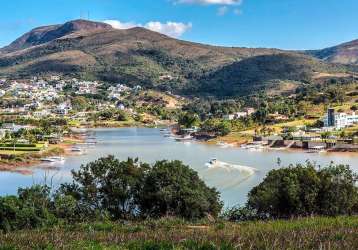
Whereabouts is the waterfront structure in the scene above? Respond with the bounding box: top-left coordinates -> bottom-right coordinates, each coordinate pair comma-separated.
323,108 -> 358,129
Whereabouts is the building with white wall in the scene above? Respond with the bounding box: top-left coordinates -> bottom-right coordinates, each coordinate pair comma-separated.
323,108 -> 358,129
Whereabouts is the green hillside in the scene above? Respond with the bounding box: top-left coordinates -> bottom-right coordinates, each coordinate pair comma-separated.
0,20 -> 355,97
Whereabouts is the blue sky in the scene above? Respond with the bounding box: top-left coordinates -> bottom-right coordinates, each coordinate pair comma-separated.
0,0 -> 357,50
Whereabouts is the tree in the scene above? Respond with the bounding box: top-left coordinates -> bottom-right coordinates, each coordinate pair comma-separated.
178,113 -> 199,128
71,96 -> 89,111
316,164 -> 358,216
200,119 -> 232,136
138,160 -> 223,219
247,162 -> 358,218
321,131 -> 332,139
0,185 -> 55,232
216,120 -> 231,136
253,107 -> 268,124
98,109 -> 128,121
60,156 -> 149,220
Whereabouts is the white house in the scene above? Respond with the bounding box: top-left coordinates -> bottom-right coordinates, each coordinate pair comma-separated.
55,103 -> 72,115
223,110 -> 255,120
33,110 -> 51,118
323,108 -> 358,129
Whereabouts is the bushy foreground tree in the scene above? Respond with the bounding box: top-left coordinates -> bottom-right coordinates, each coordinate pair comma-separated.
61,156 -> 222,220
0,156 -> 222,232
59,156 -> 149,220
0,185 -> 56,232
247,162 -> 358,219
138,160 -> 223,219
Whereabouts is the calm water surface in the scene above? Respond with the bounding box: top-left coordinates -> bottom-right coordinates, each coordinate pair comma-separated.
1,128 -> 357,207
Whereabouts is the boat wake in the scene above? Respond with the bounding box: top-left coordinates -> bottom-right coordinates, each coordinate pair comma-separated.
203,159 -> 258,190
205,160 -> 257,175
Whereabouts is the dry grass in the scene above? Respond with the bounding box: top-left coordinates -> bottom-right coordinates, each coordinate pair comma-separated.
210,132 -> 252,145
0,216 -> 357,249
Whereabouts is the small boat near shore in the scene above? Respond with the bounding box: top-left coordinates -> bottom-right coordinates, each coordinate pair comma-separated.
217,142 -> 235,148
174,135 -> 193,141
240,141 -> 266,151
71,146 -> 83,152
41,156 -> 65,162
307,146 -> 326,154
70,127 -> 88,134
77,142 -> 97,146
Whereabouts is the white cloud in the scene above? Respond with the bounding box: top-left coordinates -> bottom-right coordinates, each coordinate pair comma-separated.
103,20 -> 192,38
145,21 -> 192,38
217,6 -> 229,16
176,0 -> 242,5
233,8 -> 242,15
103,20 -> 138,29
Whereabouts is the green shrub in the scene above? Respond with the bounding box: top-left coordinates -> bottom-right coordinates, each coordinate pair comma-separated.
138,160 -> 223,220
247,162 -> 358,218
60,156 -> 149,220
0,185 -> 56,233
59,156 -> 222,221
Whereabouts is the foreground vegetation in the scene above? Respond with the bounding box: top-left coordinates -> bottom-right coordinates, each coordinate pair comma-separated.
1,216 -> 357,249
0,156 -> 357,249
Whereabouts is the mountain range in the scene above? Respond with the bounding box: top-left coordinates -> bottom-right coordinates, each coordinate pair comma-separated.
0,19 -> 357,97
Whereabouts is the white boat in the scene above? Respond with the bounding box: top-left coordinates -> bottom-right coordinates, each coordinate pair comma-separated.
217,142 -> 235,148
49,156 -> 65,161
175,135 -> 193,141
307,146 -> 326,154
71,147 -> 82,152
78,142 -> 97,145
71,127 -> 88,133
205,159 -> 258,175
247,145 -> 264,150
241,142 -> 265,150
41,158 -> 57,162
41,156 -> 65,162
208,158 -> 218,165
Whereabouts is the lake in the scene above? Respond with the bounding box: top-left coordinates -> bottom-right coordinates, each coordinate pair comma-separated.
1,127 -> 357,207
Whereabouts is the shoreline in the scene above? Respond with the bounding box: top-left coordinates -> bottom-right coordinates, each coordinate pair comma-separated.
202,139 -> 358,154
191,133 -> 358,154
2,126 -> 358,175
0,136 -> 84,174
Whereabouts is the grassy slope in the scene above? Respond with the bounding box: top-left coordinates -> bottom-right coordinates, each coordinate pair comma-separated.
1,23 -> 353,97
0,216 -> 357,249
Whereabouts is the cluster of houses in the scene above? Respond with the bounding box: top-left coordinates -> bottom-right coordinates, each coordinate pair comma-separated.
0,77 -> 104,101
0,76 -> 141,121
75,80 -> 100,95
108,84 -> 142,100
5,80 -> 59,101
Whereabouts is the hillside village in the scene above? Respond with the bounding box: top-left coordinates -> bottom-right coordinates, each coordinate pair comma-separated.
1,72 -> 358,158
